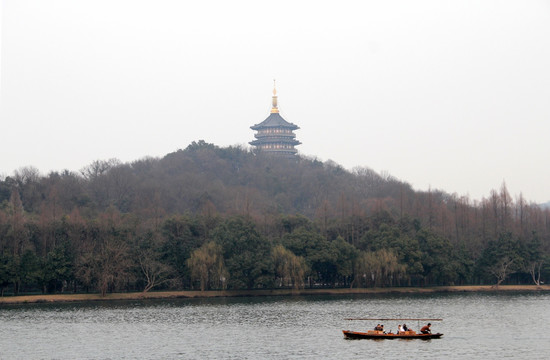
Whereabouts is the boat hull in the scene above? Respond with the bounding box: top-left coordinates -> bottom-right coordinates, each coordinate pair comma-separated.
343,330 -> 443,340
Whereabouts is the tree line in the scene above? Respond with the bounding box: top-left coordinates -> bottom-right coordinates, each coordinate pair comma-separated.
1,141 -> 549,295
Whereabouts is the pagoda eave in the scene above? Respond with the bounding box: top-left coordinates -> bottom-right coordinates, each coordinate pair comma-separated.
250,124 -> 299,131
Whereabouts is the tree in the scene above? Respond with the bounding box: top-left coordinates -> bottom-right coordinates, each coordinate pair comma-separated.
353,249 -> 405,288
282,227 -> 338,287
362,219 -> 424,285
332,236 -> 358,286
527,260 -> 544,286
139,251 -> 174,293
96,238 -> 131,296
187,241 -> 227,291
417,229 -> 456,285
214,217 -> 272,289
489,257 -> 515,288
477,232 -> 524,287
75,215 -> 133,296
80,159 -> 121,180
80,158 -> 122,209
452,243 -> 475,285
524,233 -> 544,286
13,166 -> 42,212
43,243 -> 74,293
0,253 -> 18,295
137,232 -> 175,293
7,188 -> 26,257
2,143 -> 550,294
19,250 -> 43,292
271,245 -> 308,289
161,216 -> 202,284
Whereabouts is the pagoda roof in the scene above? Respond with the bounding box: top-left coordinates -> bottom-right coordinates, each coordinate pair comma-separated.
250,112 -> 299,130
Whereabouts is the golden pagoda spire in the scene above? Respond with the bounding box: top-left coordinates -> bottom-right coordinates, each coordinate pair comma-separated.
271,79 -> 279,113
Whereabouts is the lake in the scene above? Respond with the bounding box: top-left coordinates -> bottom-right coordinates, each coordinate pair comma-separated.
1,292 -> 549,359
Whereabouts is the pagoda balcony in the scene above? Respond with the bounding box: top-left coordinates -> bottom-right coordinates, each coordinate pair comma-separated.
249,139 -> 301,146
256,148 -> 298,155
253,134 -> 297,141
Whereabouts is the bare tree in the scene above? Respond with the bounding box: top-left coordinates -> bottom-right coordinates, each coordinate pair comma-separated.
75,209 -> 133,297
80,159 -> 121,180
527,260 -> 543,286
500,182 -> 512,231
489,257 -> 515,288
97,238 -> 132,297
8,188 -> 26,257
138,248 -> 174,293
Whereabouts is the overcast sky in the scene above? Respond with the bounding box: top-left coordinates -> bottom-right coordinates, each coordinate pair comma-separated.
1,0 -> 549,203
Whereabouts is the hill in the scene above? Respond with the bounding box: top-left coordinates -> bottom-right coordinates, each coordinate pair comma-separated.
1,140 -> 549,295
1,140 -> 413,219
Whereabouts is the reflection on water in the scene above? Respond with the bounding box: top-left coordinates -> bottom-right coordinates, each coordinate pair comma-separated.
1,292 -> 549,359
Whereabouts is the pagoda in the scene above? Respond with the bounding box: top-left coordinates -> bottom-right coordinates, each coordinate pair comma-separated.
249,82 -> 301,156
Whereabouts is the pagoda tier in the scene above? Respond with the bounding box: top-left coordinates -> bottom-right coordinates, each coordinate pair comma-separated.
249,84 -> 301,156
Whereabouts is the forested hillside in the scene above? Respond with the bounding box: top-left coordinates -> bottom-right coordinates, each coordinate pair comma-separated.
1,140 -> 549,295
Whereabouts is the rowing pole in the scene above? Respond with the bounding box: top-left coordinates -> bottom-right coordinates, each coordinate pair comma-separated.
344,318 -> 442,321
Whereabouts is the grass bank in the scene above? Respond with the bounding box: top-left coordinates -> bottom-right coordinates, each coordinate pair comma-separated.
1,285 -> 549,305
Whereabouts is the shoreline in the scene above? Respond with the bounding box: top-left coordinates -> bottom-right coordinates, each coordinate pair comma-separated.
1,285 -> 549,305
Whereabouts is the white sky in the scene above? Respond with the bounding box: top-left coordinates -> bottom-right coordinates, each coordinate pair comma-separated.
1,0 -> 549,203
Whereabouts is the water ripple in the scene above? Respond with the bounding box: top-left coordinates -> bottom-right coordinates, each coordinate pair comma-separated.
1,292 -> 549,359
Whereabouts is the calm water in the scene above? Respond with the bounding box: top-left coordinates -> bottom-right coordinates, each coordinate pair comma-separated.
1,292 -> 549,359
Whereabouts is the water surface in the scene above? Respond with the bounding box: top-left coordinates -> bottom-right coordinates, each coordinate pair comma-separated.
1,292 -> 548,359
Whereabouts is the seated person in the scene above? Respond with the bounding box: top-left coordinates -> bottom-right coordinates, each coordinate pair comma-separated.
398,324 -> 404,333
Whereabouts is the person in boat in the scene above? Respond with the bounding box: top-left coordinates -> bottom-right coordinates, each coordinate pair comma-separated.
398,324 -> 404,333
374,324 -> 382,331
420,323 -> 432,334
403,324 -> 409,332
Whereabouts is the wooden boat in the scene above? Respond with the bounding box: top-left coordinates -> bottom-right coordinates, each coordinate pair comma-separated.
343,329 -> 443,340
343,318 -> 443,340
